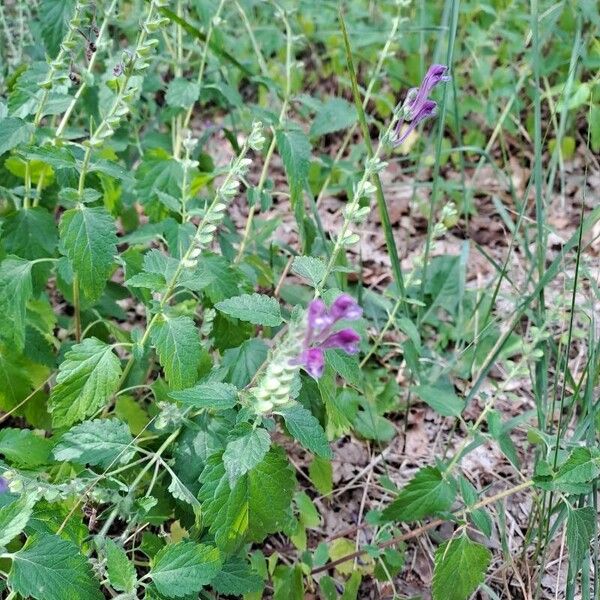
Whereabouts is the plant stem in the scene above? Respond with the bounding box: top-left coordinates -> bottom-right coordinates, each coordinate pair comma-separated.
73,273 -> 81,342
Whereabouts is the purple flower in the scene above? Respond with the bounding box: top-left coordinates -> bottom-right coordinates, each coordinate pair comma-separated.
297,347 -> 325,378
0,476 -> 8,494
321,329 -> 361,354
394,100 -> 438,147
393,64 -> 450,147
294,295 -> 362,378
330,293 -> 363,321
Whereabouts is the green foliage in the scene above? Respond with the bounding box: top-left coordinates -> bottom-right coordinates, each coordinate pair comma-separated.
432,535 -> 491,600
8,534 -> 103,600
216,293 -> 283,327
0,0 -> 598,597
53,418 -> 136,468
382,467 -> 456,522
48,338 -> 122,427
59,206 -> 118,301
149,541 -> 222,598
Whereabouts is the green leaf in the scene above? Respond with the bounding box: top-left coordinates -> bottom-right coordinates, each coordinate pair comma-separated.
223,427 -> 272,486
276,127 -> 311,205
48,338 -> 123,427
2,207 -> 58,260
432,535 -> 491,600
149,541 -> 222,598
0,257 -> 33,351
382,466 -> 456,522
0,117 -> 33,156
0,428 -> 52,468
165,79 -> 200,108
105,538 -> 136,593
277,403 -> 332,459
216,293 -> 283,327
8,533 -> 103,600
39,0 -> 77,57
309,456 -> 333,495
222,339 -> 268,388
53,419 -> 136,468
590,105 -> 600,153
183,253 -> 240,302
212,556 -> 264,596
0,495 -> 36,546
291,256 -> 326,288
150,315 -> 201,390
199,447 -> 296,551
170,381 -> 238,411
566,506 -> 595,568
310,98 -> 357,137
0,349 -> 32,411
555,448 -> 600,485
59,206 -> 117,301
411,385 -> 465,417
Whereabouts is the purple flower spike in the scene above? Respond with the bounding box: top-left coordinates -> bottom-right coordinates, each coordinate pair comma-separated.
300,347 -> 325,378
394,99 -> 438,147
322,329 -> 361,354
393,64 -> 450,147
404,64 -> 450,121
330,294 -> 363,321
0,476 -> 8,494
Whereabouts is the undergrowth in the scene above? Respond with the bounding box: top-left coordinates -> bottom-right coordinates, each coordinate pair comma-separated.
0,1 -> 598,599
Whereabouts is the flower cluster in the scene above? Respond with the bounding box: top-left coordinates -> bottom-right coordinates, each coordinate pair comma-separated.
293,294 -> 363,378
393,64 -> 451,147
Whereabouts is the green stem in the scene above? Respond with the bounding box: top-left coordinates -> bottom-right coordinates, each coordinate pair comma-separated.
73,273 -> 81,342
96,427 -> 181,541
339,7 -> 407,307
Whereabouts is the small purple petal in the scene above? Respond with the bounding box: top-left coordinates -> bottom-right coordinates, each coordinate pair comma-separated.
307,299 -> 333,334
404,64 -> 450,120
394,100 -> 438,147
0,476 -> 8,494
330,294 -> 363,321
301,347 -> 325,378
321,329 -> 361,354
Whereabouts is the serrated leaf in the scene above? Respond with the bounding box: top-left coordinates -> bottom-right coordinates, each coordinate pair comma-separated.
59,206 -> 117,301
0,117 -> 33,155
53,418 -> 136,468
167,472 -> 201,509
170,381 -> 238,411
48,338 -> 122,427
222,339 -> 269,388
182,253 -> 240,302
2,207 -> 58,260
291,256 -> 326,288
150,316 -> 201,390
555,448 -> 600,485
567,506 -> 595,568
382,466 -> 456,522
39,0 -> 77,57
277,403 -> 332,459
150,541 -> 222,598
125,272 -> 166,290
216,293 -> 283,327
0,494 -> 36,546
199,447 -> 296,551
0,428 -> 52,467
276,127 -> 311,205
8,533 -> 103,600
0,349 -> 33,411
310,98 -> 357,137
105,538 -> 136,593
432,535 -> 491,600
0,257 -> 33,351
223,427 -> 271,486
211,556 -> 264,596
412,385 -> 465,417
166,79 -> 200,108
